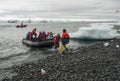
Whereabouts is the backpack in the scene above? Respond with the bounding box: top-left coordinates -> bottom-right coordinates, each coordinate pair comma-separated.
62,38 -> 70,45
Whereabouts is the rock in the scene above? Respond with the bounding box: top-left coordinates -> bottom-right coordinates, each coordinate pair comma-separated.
116,45 -> 119,48
41,69 -> 46,75
103,42 -> 109,47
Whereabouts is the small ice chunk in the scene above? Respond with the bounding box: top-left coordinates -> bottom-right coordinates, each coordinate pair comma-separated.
104,42 -> 109,47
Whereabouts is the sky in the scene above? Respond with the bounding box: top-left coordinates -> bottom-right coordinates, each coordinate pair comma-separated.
0,0 -> 120,20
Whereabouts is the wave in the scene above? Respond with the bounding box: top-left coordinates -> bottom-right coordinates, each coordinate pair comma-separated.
70,23 -> 119,40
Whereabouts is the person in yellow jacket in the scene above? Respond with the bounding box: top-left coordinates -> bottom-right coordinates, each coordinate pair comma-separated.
61,29 -> 70,54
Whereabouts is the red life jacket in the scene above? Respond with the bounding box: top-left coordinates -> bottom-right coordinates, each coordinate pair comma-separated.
38,34 -> 42,38
61,32 -> 70,39
54,35 -> 60,42
31,29 -> 36,35
30,29 -> 36,40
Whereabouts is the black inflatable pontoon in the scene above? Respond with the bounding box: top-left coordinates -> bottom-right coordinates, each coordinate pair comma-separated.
22,39 -> 54,48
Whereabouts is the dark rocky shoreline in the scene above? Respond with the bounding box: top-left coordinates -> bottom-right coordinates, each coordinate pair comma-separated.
2,39 -> 120,81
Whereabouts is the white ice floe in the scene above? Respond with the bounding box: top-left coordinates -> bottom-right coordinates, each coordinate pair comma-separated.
104,42 -> 109,47
70,23 -> 119,40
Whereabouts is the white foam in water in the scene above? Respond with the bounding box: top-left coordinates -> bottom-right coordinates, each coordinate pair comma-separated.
70,23 -> 119,40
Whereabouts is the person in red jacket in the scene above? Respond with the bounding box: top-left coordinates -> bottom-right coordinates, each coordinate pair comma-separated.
54,33 -> 61,49
30,28 -> 37,41
38,32 -> 42,41
61,29 -> 70,53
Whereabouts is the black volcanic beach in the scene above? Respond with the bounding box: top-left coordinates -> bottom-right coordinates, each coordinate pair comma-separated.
2,38 -> 120,81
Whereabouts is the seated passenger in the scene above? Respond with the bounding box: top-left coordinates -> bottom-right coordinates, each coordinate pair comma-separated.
46,32 -> 50,39
42,31 -> 47,41
26,31 -> 31,40
38,32 -> 42,41
49,32 -> 54,38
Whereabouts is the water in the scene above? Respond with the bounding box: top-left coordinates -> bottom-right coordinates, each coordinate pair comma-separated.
0,20 -> 119,79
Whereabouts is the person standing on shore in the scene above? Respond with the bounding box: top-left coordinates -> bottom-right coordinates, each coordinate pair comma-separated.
54,33 -> 61,49
30,28 -> 37,41
61,29 -> 70,54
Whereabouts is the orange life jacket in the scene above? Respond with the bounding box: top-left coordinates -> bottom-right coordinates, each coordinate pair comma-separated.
61,32 -> 70,39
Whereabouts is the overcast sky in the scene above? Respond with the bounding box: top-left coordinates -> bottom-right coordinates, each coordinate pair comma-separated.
0,0 -> 120,19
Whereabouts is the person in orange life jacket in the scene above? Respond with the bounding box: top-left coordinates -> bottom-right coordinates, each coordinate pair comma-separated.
54,33 -> 61,49
61,29 -> 70,53
30,28 -> 37,40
